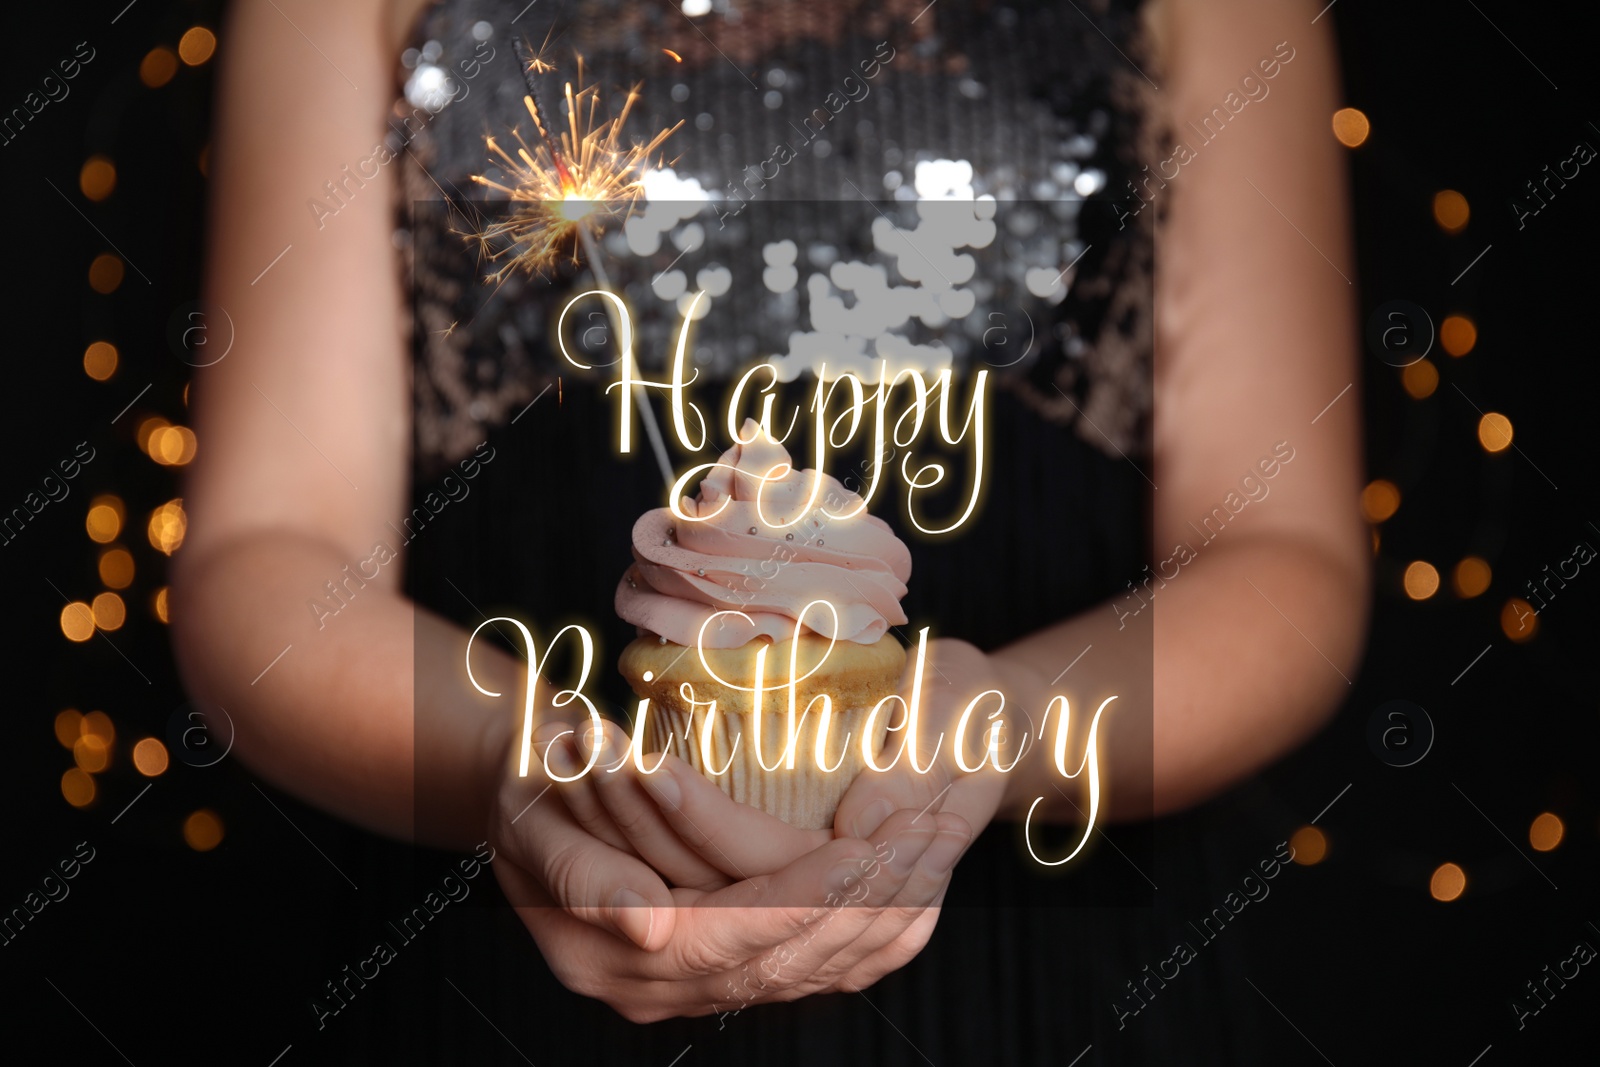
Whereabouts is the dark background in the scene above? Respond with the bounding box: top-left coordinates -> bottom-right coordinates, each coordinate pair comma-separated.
1,1 -> 1595,1063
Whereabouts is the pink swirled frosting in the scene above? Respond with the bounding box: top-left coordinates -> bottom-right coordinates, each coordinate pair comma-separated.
616,420 -> 912,649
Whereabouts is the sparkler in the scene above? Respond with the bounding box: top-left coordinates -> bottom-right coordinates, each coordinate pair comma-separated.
472,40 -> 682,487
471,40 -> 682,280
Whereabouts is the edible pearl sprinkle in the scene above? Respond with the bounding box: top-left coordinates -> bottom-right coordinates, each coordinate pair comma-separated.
786,533 -> 794,541
697,568 -> 706,576
817,539 -> 824,546
658,635 -> 668,644
748,526 -> 757,535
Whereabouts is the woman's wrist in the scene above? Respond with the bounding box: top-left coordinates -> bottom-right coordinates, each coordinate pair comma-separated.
985,650 -> 1057,818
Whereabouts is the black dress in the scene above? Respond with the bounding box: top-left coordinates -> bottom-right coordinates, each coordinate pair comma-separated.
320,1 -> 1292,1062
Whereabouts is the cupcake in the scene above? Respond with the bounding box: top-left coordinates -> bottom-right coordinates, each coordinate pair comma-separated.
616,420 -> 912,830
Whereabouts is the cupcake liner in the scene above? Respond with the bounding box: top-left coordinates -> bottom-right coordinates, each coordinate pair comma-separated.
641,695 -> 891,831
621,635 -> 905,830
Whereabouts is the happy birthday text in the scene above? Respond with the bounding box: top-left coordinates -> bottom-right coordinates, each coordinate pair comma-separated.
466,606 -> 1115,869
558,289 -> 991,536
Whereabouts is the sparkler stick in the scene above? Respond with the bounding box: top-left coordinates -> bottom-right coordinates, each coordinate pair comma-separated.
575,223 -> 675,488
473,43 -> 682,489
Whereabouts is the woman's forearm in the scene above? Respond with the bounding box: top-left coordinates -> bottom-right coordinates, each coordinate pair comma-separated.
991,532 -> 1366,822
171,530 -> 519,850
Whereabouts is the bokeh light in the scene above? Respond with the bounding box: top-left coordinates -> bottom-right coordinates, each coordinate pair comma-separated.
83,341 -> 118,381
1501,597 -> 1538,642
133,738 -> 170,777
136,416 -> 168,451
1401,359 -> 1438,399
73,734 -> 110,773
1478,412 -> 1513,453
1430,862 -> 1466,901
1403,561 -> 1440,600
146,424 -> 198,466
179,27 -> 217,65
79,156 -> 116,201
82,711 -> 114,743
91,591 -> 126,631
1452,557 -> 1491,598
86,502 -> 122,543
184,810 -> 225,852
1290,826 -> 1327,865
1529,812 -> 1564,852
1432,190 -> 1470,233
88,253 -> 124,294
98,546 -> 135,589
61,768 -> 96,808
1331,107 -> 1369,148
148,499 -> 188,555
140,46 -> 178,88
60,602 -> 95,642
1440,315 -> 1477,357
153,586 -> 170,623
1360,479 -> 1401,523
54,709 -> 83,748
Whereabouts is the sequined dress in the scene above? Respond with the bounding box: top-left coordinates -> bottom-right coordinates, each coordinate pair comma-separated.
327,1 -> 1284,1062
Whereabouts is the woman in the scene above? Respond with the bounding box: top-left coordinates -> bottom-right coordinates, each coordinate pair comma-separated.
173,0 -> 1366,1060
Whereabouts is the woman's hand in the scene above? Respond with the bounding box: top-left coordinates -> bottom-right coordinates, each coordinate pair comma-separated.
492,797 -> 968,1023
834,637 -> 1017,846
487,712 -> 971,1019
486,723 -> 683,950
542,717 -> 832,890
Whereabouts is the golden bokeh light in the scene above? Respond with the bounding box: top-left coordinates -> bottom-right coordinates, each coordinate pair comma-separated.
1452,557 -> 1491,598
1432,190 -> 1470,233
92,591 -> 126,631
86,504 -> 121,543
1478,412 -> 1513,453
1403,561 -> 1440,600
153,586 -> 170,624
1290,826 -> 1327,865
1529,812 -> 1564,852
148,499 -> 188,555
1360,479 -> 1401,523
198,144 -> 209,177
60,601 -> 95,642
1440,315 -> 1477,357
98,546 -> 135,589
1430,862 -> 1466,901
61,768 -> 96,808
1331,107 -> 1369,148
184,809 -> 225,852
136,415 -> 168,451
79,156 -> 116,201
73,734 -> 110,773
1501,597 -> 1538,642
83,341 -> 118,381
179,27 -> 217,65
82,710 -> 115,743
1401,359 -> 1438,399
133,738 -> 170,777
146,424 -> 198,466
140,46 -> 178,88
54,709 -> 83,748
88,253 -> 124,294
